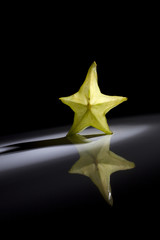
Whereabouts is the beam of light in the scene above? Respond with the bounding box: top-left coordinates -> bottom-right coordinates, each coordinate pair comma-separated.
0,121 -> 153,173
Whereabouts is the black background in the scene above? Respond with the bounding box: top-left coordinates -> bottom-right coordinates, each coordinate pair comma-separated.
1,4 -> 159,136
0,4 -> 159,237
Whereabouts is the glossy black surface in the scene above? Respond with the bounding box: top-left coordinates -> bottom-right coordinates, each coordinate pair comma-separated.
0,114 -> 160,234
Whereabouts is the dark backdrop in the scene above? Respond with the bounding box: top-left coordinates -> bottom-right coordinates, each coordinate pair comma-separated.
1,6 -> 159,136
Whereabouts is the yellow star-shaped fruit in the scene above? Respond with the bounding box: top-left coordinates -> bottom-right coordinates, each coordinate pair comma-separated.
69,135 -> 135,205
59,62 -> 127,136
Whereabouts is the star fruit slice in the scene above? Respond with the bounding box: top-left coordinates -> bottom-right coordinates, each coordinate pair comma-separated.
59,62 -> 127,135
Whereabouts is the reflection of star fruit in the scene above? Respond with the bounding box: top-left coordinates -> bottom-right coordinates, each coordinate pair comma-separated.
59,62 -> 127,136
69,135 -> 135,205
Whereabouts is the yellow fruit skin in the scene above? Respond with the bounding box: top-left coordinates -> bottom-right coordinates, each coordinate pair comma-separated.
59,62 -> 127,135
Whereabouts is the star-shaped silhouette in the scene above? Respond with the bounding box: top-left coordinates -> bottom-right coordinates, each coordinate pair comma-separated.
69,135 -> 135,205
59,62 -> 127,136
